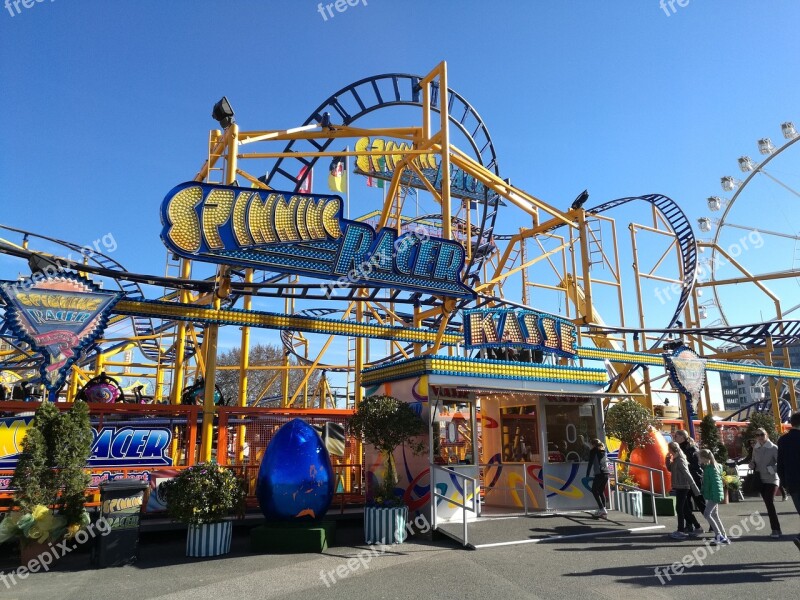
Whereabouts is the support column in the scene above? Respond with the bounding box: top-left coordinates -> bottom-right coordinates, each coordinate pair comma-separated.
237,268 -> 253,463
200,123 -> 238,462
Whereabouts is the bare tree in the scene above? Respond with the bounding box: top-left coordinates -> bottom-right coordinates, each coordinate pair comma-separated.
216,343 -> 321,406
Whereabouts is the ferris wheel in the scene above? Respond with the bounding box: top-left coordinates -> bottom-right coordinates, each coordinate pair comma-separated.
697,120 -> 800,327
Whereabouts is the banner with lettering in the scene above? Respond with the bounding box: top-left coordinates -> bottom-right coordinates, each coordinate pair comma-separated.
0,274 -> 122,391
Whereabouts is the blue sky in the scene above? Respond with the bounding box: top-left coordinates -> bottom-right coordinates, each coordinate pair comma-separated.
2,1 -> 800,401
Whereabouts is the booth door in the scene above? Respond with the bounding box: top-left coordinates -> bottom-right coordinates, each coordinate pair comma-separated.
432,400 -> 480,522
541,398 -> 602,511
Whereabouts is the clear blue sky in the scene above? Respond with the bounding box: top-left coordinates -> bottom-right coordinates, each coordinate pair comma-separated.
2,1 -> 799,399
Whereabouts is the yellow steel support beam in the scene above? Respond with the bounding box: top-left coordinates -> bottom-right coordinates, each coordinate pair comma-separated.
237,268 -> 253,463
200,123 -> 238,462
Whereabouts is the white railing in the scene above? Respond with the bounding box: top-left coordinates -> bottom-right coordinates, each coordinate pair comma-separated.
608,458 -> 668,524
431,464 -> 478,547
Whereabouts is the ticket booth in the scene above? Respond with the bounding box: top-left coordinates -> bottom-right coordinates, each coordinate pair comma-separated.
479,390 -> 605,512
360,307 -> 611,544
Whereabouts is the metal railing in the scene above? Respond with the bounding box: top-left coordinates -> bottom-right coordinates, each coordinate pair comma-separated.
431,464 -> 479,547
608,458 -> 667,524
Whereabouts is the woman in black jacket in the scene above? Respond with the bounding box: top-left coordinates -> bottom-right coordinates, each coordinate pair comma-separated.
586,439 -> 611,517
675,429 -> 706,523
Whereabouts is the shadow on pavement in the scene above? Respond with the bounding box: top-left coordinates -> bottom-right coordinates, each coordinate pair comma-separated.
564,560 -> 800,588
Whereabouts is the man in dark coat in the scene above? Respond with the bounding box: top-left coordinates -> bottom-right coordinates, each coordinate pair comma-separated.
777,410 -> 800,552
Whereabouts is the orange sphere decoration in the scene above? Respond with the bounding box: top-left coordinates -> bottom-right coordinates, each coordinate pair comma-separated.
624,428 -> 672,494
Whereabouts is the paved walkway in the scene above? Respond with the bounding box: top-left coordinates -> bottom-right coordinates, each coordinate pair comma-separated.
1,497 -> 798,600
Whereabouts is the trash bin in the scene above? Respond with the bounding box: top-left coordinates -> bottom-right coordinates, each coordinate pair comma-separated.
91,479 -> 149,567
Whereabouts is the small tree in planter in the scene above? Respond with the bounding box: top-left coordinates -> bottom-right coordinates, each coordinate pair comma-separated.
348,395 -> 426,544
162,463 -> 246,557
604,399 -> 660,487
699,414 -> 728,463
0,400 -> 93,560
744,412 -> 778,444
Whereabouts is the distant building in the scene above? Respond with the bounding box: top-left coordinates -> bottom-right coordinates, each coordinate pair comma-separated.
719,344 -> 800,411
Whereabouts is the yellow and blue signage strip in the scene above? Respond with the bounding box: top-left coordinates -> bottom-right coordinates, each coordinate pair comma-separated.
575,345 -> 800,380
362,356 -> 607,387
114,299 -> 463,346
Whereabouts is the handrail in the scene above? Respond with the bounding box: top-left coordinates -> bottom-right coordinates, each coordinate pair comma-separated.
609,457 -> 666,524
432,464 -> 478,547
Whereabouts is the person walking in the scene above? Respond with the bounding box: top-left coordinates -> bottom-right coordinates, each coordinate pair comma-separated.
750,427 -> 782,538
586,439 -> 610,518
777,410 -> 800,551
674,430 -> 706,518
666,441 -> 702,540
698,449 -> 729,545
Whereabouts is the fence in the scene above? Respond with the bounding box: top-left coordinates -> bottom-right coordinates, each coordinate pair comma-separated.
0,401 -> 363,511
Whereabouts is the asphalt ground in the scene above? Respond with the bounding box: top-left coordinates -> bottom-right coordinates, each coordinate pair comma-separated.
1,496 -> 798,600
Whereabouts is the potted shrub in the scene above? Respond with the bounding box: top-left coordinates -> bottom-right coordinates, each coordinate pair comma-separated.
699,414 -> 728,462
162,463 -> 245,557
723,471 -> 741,503
348,395 -> 426,544
0,400 -> 93,563
604,399 -> 659,517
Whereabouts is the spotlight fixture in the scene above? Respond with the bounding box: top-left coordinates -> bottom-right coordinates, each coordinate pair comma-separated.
738,156 -> 755,172
570,189 -> 589,210
27,254 -> 59,277
781,121 -> 798,140
211,97 -> 235,128
707,196 -> 723,211
319,112 -> 332,129
720,176 -> 739,192
757,138 -> 775,156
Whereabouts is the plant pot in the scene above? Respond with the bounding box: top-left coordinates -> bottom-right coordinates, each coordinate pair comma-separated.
728,489 -> 740,503
186,521 -> 233,557
364,506 -> 408,545
19,540 -> 51,567
613,490 -> 643,518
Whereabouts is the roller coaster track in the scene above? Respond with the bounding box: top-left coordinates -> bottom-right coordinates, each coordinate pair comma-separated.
587,194 -> 698,342
0,225 -> 178,365
723,398 -> 792,423
585,195 -> 697,388
261,73 -> 502,286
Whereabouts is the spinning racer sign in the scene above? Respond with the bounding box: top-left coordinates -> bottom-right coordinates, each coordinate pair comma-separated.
0,274 -> 121,391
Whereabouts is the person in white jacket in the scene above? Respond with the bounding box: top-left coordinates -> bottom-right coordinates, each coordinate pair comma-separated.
750,428 -> 782,538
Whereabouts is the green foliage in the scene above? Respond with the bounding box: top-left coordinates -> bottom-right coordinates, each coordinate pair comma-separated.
10,403 -> 57,510
744,412 -> 778,443
54,400 -> 93,525
699,414 -> 728,463
348,395 -> 427,507
604,399 -> 660,460
9,401 -> 94,537
162,463 -> 246,525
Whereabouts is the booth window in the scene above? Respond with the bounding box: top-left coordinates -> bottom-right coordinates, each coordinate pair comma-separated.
500,405 -> 539,462
544,400 -> 597,463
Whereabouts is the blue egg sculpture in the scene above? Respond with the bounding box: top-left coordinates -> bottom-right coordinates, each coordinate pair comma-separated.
256,418 -> 335,521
